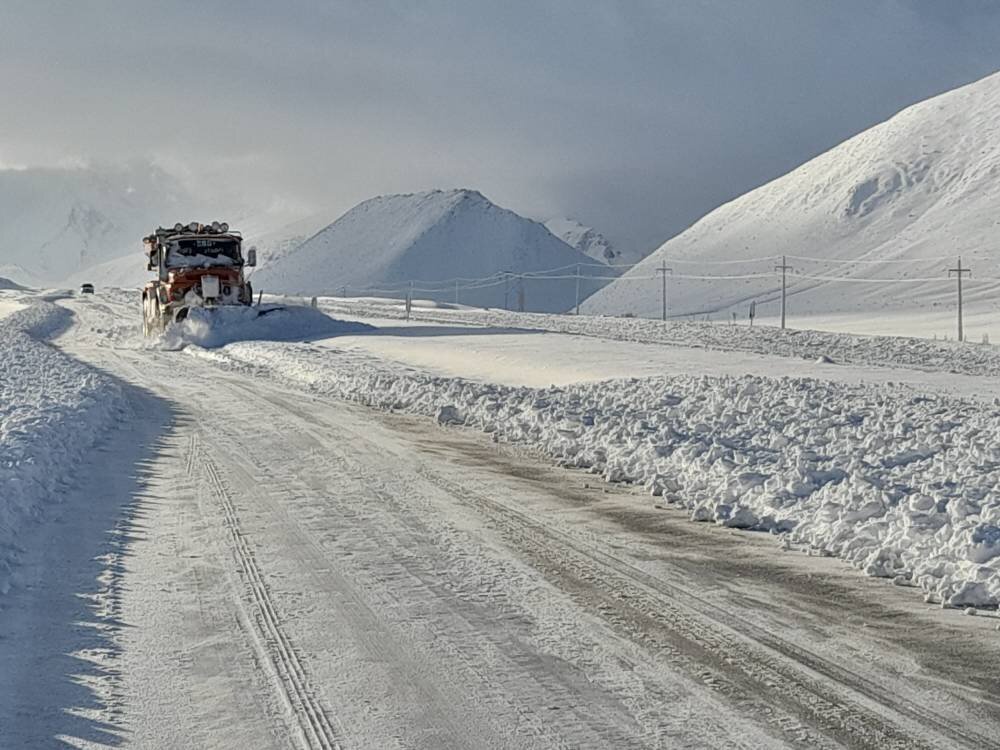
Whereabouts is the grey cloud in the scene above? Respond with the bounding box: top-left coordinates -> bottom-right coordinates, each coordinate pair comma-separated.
2,1 -> 1000,254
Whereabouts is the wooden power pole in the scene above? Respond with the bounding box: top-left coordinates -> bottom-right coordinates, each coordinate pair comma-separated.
774,256 -> 794,330
948,257 -> 972,342
656,261 -> 674,321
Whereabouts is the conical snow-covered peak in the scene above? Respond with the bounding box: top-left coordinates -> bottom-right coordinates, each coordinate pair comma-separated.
255,188 -> 602,312
584,70 -> 1000,320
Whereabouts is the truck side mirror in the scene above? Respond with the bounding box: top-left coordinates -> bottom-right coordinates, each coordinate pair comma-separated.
246,247 -> 257,267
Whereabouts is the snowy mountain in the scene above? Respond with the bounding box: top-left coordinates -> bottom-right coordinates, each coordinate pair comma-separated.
0,162 -> 197,283
544,218 -> 623,265
583,70 -> 1000,323
64,252 -> 151,290
255,189 -> 606,312
246,210 -> 345,267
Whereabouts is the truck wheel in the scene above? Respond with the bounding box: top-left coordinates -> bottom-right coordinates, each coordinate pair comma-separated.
148,297 -> 165,336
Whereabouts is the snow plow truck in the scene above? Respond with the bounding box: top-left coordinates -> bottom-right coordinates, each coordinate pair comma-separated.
142,221 -> 257,335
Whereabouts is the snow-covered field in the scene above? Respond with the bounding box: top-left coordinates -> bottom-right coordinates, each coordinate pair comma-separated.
0,296 -> 126,596
304,295 -> 1000,380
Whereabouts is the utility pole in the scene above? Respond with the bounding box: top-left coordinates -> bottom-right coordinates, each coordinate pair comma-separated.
454,280 -> 459,305
574,263 -> 581,315
948,256 -> 972,342
502,272 -> 510,310
656,261 -> 674,321
774,256 -> 794,330
517,274 -> 525,312
405,280 -> 413,321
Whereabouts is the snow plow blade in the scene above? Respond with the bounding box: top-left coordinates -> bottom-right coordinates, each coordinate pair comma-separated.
255,305 -> 285,318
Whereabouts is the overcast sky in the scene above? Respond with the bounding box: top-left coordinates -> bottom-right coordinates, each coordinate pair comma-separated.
3,1 -> 1000,252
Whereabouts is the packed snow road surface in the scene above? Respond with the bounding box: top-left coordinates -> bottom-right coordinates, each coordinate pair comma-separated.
1,292 -> 1000,748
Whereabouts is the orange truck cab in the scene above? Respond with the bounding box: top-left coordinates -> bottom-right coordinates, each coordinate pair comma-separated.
142,221 -> 257,335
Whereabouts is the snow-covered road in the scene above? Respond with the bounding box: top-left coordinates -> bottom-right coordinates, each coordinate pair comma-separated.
2,293 -> 1000,748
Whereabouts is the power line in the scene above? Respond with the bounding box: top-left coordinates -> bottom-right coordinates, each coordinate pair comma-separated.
786,254 -> 947,265
787,273 -> 944,283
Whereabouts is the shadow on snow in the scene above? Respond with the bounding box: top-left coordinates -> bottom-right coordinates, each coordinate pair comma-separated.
0,372 -> 177,748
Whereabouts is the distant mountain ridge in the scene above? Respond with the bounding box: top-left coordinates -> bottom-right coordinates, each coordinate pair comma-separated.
544,218 -> 618,264
543,217 -> 644,266
0,162 -> 197,283
255,189 -> 607,312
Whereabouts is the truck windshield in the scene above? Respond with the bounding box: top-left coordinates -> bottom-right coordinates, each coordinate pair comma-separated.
166,237 -> 241,267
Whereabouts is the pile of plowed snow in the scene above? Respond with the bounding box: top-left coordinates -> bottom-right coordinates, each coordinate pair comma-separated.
156,304 -> 373,350
0,301 -> 126,595
186,337 -> 1000,609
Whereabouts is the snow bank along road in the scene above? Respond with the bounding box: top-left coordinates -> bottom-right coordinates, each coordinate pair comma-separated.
1,292 -> 1000,748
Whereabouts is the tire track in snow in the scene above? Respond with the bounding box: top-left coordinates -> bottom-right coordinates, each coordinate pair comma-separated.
210,399 -> 631,749
413,465 -> 993,750
192,433 -> 343,750
237,385 -> 817,748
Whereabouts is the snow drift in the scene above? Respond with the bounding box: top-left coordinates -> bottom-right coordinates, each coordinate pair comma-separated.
254,189 -> 604,312
0,300 -> 126,595
584,70 -> 1000,320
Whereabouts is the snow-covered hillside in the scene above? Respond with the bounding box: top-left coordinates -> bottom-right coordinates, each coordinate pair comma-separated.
63,252 -> 151,290
247,210 -> 342,266
0,162 -> 196,283
254,190 -> 605,312
584,71 -> 1000,324
0,265 -> 38,288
